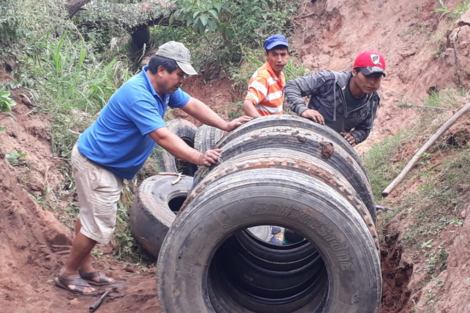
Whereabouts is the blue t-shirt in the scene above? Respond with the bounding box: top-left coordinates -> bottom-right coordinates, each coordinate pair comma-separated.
78,66 -> 190,179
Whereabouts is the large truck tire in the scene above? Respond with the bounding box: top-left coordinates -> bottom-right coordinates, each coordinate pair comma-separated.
194,124 -> 227,154
152,148 -> 177,173
216,115 -> 367,178
129,174 -> 193,258
150,119 -> 198,176
193,124 -> 227,179
193,126 -> 377,224
157,168 -> 381,313
184,148 -> 378,248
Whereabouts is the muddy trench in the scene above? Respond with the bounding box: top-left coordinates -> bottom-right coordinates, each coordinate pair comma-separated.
380,230 -> 413,313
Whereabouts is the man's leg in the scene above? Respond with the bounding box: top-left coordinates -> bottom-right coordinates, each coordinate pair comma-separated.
59,219 -> 96,294
73,219 -> 96,274
57,143 -> 121,293
75,219 -> 115,284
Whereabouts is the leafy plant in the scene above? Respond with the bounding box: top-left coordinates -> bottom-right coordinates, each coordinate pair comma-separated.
418,152 -> 433,166
448,219 -> 464,227
6,149 -> 26,165
0,89 -> 17,131
0,0 -> 25,45
432,0 -> 469,20
421,239 -> 434,250
17,34 -> 132,157
174,1 -> 225,34
158,0 -> 299,71
433,39 -> 446,59
425,244 -> 449,275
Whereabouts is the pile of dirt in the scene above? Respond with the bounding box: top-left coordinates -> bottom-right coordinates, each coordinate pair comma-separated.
168,76 -> 241,126
0,79 -> 163,312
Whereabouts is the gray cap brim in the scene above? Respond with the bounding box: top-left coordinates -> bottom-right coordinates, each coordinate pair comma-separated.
177,61 -> 198,76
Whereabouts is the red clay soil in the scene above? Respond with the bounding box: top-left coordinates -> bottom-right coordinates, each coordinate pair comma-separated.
376,117 -> 470,313
0,69 -> 239,313
0,98 -> 162,313
380,233 -> 413,313
169,75 -> 242,125
1,0 -> 470,312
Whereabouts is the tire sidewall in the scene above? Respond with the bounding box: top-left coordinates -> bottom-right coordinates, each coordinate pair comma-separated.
158,181 -> 381,313
130,175 -> 193,257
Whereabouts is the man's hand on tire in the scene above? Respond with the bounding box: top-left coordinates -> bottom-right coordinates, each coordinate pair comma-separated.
300,109 -> 325,125
340,132 -> 356,146
225,116 -> 253,131
198,149 -> 222,166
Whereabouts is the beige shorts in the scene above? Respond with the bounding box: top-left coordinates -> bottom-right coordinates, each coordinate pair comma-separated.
72,143 -> 123,244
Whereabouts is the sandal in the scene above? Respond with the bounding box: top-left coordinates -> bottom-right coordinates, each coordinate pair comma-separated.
55,276 -> 98,295
79,270 -> 115,286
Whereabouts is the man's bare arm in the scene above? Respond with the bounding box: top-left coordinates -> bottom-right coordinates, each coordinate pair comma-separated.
242,99 -> 261,117
181,97 -> 252,131
149,127 -> 220,166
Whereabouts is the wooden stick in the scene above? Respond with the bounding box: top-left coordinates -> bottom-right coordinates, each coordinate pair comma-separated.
382,102 -> 470,197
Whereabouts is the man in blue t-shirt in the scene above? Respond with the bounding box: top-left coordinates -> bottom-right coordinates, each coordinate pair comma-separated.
55,41 -> 252,295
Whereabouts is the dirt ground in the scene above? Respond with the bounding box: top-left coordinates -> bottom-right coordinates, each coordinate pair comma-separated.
1,0 -> 470,312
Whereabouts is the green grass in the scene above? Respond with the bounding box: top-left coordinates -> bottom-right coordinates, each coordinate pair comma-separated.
432,0 -> 469,20
363,133 -> 409,200
365,90 -> 467,199
1,0 -> 140,262
400,150 -> 470,244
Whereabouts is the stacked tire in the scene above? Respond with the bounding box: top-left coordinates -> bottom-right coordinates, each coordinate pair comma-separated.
194,124 -> 227,155
130,119 -> 197,258
157,115 -> 382,313
151,119 -> 198,175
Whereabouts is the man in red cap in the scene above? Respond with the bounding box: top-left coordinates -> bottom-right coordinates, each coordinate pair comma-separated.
285,51 -> 386,146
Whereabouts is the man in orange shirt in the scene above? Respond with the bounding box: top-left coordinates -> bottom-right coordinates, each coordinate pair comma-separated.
243,35 -> 289,117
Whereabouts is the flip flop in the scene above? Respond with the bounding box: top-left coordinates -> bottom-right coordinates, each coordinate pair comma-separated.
55,276 -> 98,295
79,270 -> 115,286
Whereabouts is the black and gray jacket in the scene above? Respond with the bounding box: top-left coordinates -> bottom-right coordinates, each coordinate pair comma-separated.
285,70 -> 380,144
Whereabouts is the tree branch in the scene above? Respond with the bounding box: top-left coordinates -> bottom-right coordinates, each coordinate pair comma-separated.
70,0 -> 180,32
66,0 -> 183,49
66,0 -> 91,18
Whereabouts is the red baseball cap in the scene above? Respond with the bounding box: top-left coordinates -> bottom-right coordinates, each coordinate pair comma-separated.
353,51 -> 386,77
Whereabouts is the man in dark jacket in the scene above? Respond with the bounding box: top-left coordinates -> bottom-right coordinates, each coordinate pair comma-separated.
285,51 -> 386,146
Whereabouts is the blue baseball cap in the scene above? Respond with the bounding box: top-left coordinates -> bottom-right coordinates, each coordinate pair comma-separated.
263,34 -> 289,51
